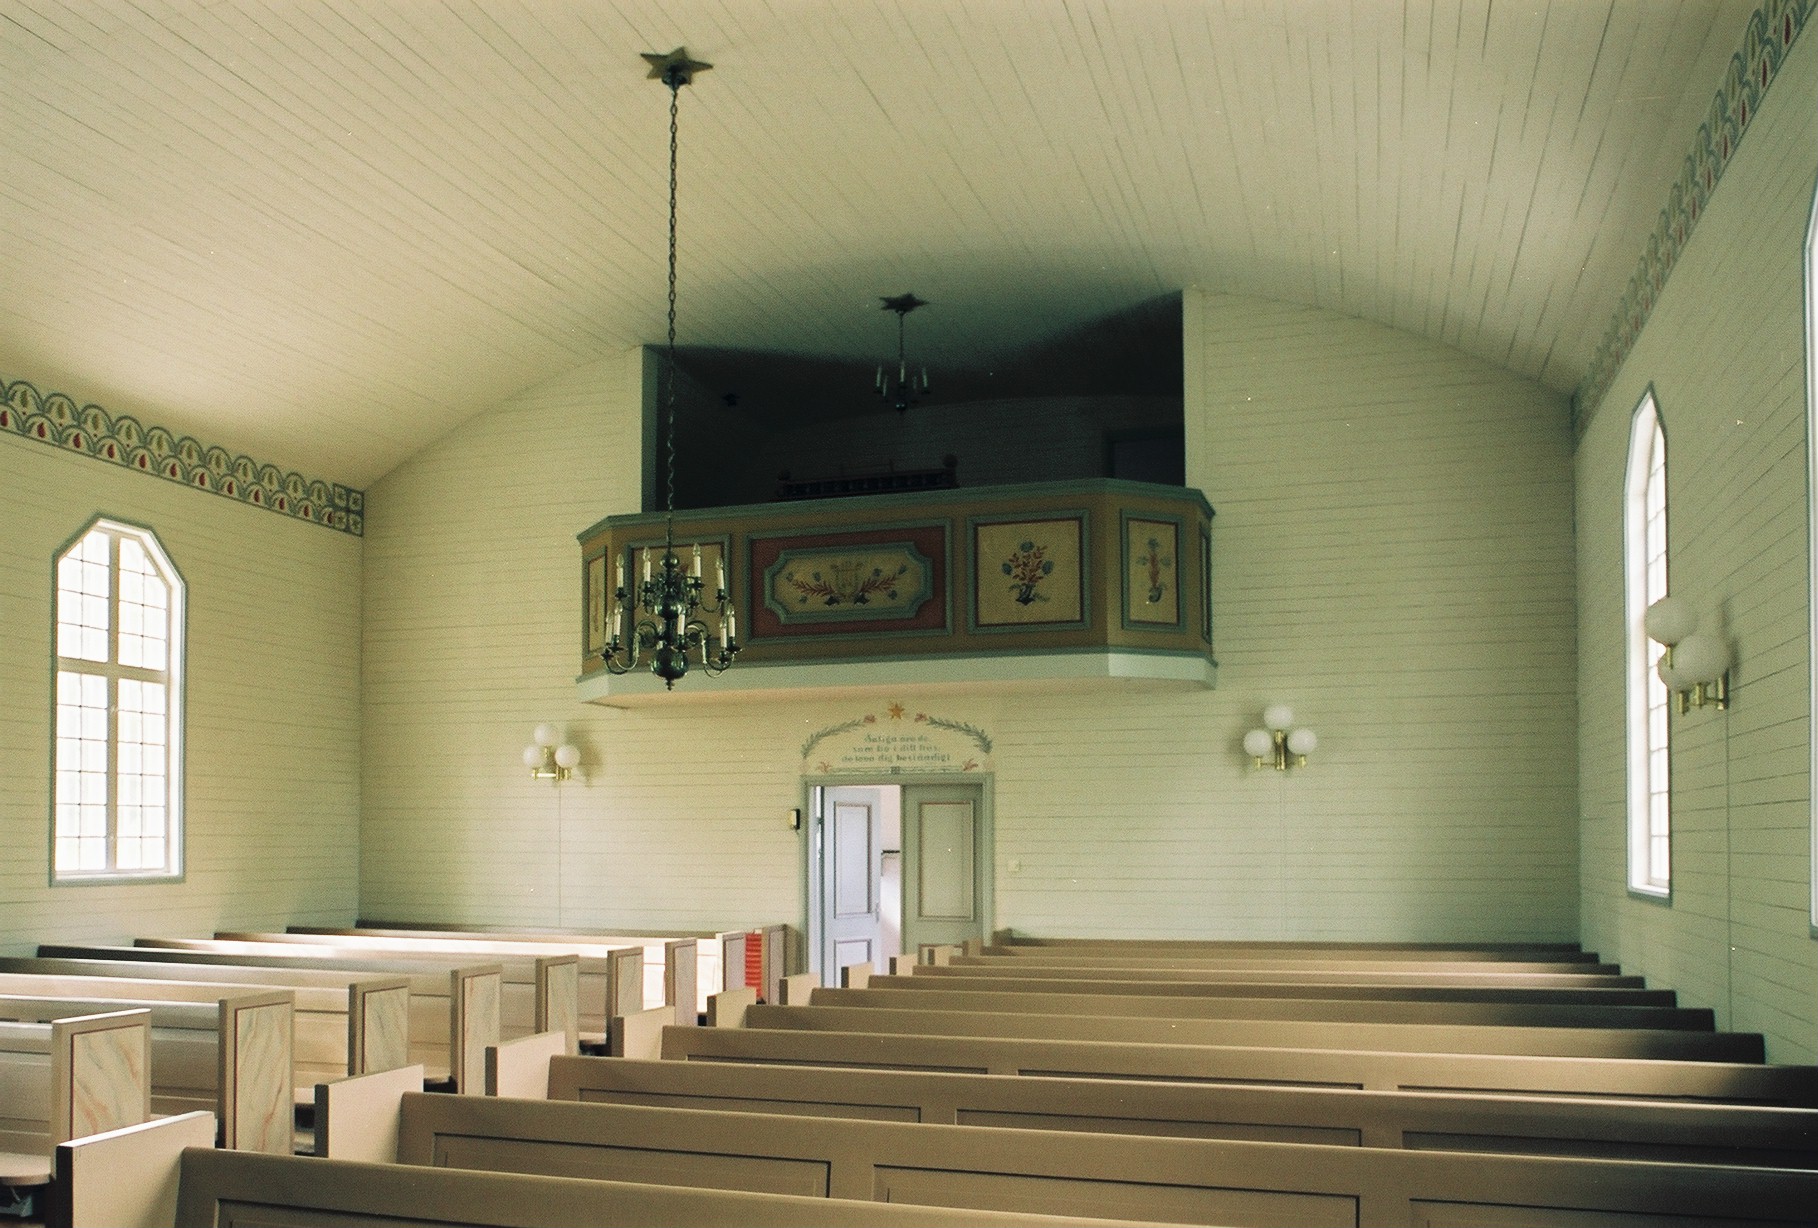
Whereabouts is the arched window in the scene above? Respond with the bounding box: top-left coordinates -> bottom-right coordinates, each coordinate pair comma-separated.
1807,178 -> 1818,929
52,518 -> 184,881
1625,392 -> 1670,897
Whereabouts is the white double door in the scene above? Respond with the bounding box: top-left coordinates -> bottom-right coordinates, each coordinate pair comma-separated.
814,781 -> 988,980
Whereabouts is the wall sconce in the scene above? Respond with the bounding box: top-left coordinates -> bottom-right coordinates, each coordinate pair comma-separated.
522,723 -> 581,781
1243,704 -> 1316,770
1644,596 -> 1731,712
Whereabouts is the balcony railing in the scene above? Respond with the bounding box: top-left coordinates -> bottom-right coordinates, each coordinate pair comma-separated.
577,479 -> 1214,704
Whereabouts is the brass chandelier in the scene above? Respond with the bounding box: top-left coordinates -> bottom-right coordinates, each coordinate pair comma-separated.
601,48 -> 740,690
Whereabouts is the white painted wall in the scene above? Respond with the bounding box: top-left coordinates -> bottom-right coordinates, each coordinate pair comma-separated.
1574,27 -> 1818,1062
0,426 -> 361,952
356,290 -> 1578,945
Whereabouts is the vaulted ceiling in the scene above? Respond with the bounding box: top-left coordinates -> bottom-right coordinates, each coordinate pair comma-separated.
1,1 -> 1758,488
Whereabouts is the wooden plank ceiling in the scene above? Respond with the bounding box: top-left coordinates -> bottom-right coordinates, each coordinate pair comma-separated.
0,0 -> 1756,487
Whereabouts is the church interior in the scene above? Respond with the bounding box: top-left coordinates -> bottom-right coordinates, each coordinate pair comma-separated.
3,0 -> 1817,1222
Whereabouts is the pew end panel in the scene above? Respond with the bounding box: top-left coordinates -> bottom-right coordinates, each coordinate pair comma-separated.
451,965 -> 504,1093
346,977 -> 412,1076
486,1031 -> 566,1097
664,939 -> 698,1025
215,991 -> 294,1154
44,1111 -> 216,1228
720,925 -> 793,1004
841,962 -> 874,989
602,947 -> 644,1023
313,1063 -> 427,1162
54,1008 -> 153,1143
533,956 -> 581,1054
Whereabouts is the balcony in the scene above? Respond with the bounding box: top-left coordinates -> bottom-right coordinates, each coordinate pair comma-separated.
576,479 -> 1214,705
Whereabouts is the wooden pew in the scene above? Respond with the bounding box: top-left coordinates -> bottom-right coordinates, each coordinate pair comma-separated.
659,1024 -> 1818,1105
103,936 -> 628,1042
384,1093 -> 1818,1225
920,961 -> 1656,989
0,1010 -> 151,1191
876,971 -> 1681,1006
736,1001 -> 1766,1061
294,925 -> 708,1022
39,945 -> 529,1090
805,984 -> 1716,1031
0,991 -> 293,1152
167,1147 -> 1129,1228
955,951 -> 1625,974
546,1055 -> 1818,1167
987,934 -> 1599,960
21,948 -> 577,1064
332,921 -> 794,1012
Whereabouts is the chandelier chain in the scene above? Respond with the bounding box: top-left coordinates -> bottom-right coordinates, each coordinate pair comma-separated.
603,48 -> 735,690
664,75 -> 680,547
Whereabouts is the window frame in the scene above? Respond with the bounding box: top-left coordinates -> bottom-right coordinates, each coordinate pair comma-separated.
1624,389 -> 1671,901
49,515 -> 186,885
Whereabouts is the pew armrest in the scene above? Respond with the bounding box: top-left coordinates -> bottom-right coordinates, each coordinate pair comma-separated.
313,1063 -> 426,1163
706,987 -> 758,1028
45,1111 -> 216,1228
607,1008 -> 671,1061
487,1032 -> 566,1097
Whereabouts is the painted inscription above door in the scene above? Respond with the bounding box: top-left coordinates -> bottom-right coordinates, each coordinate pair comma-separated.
802,702 -> 993,776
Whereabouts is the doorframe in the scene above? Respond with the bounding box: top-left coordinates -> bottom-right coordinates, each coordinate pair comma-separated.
802,772 -> 995,982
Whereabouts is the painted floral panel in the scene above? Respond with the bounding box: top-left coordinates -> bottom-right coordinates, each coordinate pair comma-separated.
1125,517 -> 1180,627
974,518 -> 1084,627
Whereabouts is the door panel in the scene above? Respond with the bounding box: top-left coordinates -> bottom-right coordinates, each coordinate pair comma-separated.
833,802 -> 876,917
820,787 -> 883,979
916,801 -> 975,919
901,783 -> 988,953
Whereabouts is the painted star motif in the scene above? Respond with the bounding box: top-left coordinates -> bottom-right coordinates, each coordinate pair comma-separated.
887,703 -> 906,720
641,47 -> 713,87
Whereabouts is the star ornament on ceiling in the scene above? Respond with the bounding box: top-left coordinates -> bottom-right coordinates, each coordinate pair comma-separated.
642,47 -> 713,88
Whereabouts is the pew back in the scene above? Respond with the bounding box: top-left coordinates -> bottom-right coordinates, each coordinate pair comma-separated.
956,952 -> 1622,974
919,962 -> 1652,988
872,970 -> 1676,1005
547,1054 -> 1818,1166
659,1025 -> 1818,1104
392,1093 -> 1818,1226
171,1146 -> 1139,1227
986,936 -> 1598,961
740,1001 -> 1765,1061
805,984 -> 1712,1030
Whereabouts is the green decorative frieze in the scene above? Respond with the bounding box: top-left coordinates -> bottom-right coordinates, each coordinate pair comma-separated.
1574,0 -> 1812,431
1,376 -> 363,536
